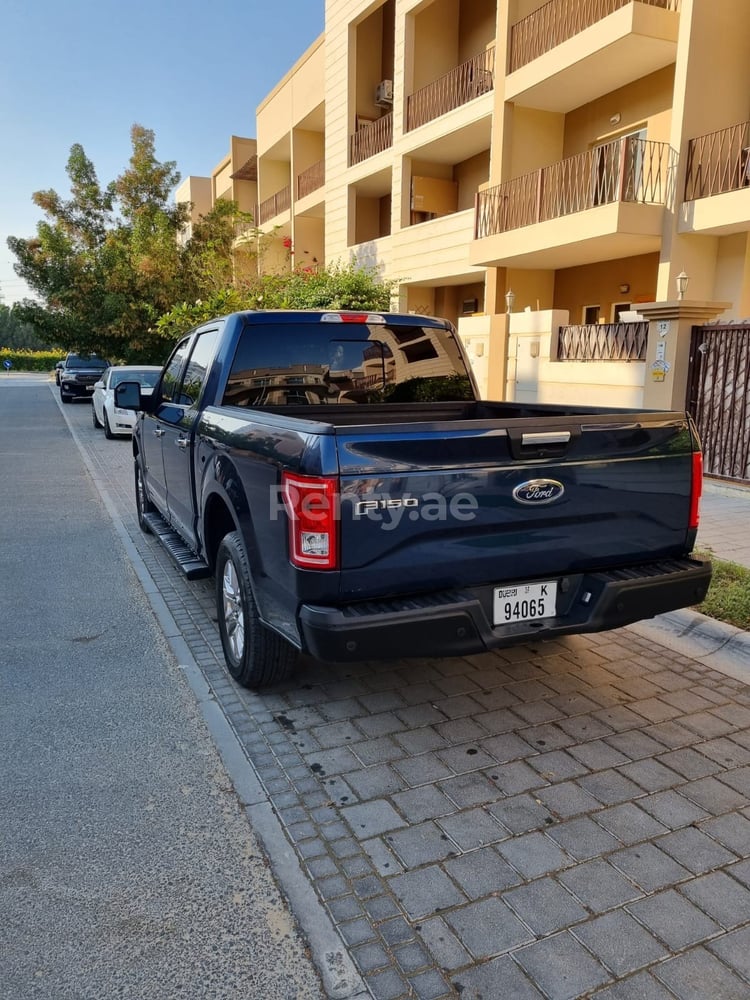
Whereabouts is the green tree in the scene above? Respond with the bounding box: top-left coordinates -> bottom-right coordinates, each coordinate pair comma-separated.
0,304 -> 56,350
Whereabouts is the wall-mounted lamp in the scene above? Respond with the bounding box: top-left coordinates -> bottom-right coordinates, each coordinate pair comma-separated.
619,283 -> 630,295
505,288 -> 515,314
609,113 -> 621,126
676,271 -> 689,300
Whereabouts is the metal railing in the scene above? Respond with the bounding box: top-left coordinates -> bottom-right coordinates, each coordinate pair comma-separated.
297,160 -> 325,199
406,47 -> 495,132
557,321 -> 648,361
509,0 -> 680,72
349,113 -> 393,166
684,120 -> 750,200
475,137 -> 676,238
258,185 -> 291,224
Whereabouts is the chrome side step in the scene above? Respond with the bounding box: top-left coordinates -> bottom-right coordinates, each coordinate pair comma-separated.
142,512 -> 211,580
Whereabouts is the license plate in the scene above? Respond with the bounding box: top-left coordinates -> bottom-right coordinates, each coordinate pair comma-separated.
493,580 -> 557,626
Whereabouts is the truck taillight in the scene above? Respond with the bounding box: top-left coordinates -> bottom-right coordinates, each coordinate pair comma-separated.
689,450 -> 703,531
281,473 -> 339,570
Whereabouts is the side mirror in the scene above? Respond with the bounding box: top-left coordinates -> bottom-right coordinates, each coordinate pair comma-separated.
94,380 -> 104,390
115,380 -> 148,411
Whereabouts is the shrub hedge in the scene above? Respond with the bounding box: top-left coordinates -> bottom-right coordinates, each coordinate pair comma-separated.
0,348 -> 63,373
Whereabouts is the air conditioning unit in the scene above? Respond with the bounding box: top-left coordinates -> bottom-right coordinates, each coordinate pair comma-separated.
375,80 -> 393,107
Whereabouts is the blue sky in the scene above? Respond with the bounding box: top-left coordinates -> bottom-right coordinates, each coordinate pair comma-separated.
0,0 -> 324,306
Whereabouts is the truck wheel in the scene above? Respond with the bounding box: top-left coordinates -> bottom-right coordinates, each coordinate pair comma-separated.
216,531 -> 296,689
134,460 -> 155,533
60,392 -> 71,403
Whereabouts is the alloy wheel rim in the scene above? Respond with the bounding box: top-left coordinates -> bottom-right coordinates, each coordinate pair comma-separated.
222,560 -> 245,660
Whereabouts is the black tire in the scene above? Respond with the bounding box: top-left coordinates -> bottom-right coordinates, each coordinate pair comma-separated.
103,410 -> 114,439
92,405 -> 103,429
215,531 -> 296,689
60,391 -> 72,404
134,459 -> 155,533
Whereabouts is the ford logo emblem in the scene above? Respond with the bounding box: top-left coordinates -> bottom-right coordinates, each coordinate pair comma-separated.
512,479 -> 565,506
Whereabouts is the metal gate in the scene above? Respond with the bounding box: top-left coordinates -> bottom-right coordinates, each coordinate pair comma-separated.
686,324 -> 750,484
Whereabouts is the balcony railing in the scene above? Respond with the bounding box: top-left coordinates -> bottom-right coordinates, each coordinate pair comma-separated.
509,0 -> 680,73
406,47 -> 495,132
258,185 -> 291,224
684,120 -> 750,200
297,160 -> 325,200
349,113 -> 393,166
557,321 -> 648,361
475,137 -> 676,238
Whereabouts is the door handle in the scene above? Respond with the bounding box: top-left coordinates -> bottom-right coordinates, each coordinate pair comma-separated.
176,437 -> 189,449
153,428 -> 165,438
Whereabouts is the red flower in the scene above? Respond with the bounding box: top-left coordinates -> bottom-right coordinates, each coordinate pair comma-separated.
282,236 -> 293,249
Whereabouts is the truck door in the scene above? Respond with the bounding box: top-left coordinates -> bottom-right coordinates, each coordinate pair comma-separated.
161,327 -> 220,548
141,337 -> 192,516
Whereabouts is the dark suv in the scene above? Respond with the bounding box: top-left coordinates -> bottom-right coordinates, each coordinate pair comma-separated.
59,354 -> 109,403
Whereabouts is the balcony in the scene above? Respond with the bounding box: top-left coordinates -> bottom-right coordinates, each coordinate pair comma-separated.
297,160 -> 325,200
472,137 -> 675,269
406,48 -> 495,132
349,114 -> 393,167
557,321 -> 648,361
506,0 -> 680,113
680,121 -> 750,236
258,185 -> 291,224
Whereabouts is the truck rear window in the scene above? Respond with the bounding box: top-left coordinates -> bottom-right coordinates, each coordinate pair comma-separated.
223,322 -> 474,406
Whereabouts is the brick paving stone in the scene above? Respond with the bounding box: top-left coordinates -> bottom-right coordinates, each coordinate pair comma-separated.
391,785 -> 455,825
559,858 -> 641,911
604,730 -> 666,760
364,895 -> 402,922
407,968 -> 451,1000
627,888 -> 722,951
504,877 -> 588,936
521,723 -> 576,751
708,925 -> 750,983
345,764 -> 404,801
573,909 -> 667,977
617,758 -> 683,793
434,717 -> 488,743
578,768 -> 645,805
656,826 -> 738,874
592,704 -> 650,732
437,744 -> 497,775
352,940 -> 392,974
395,705 -> 446,729
680,776 -> 749,814
718,764 -> 750,796
611,842 -> 692,892
473,707 -> 527,734
699,813 -> 750,855
712,704 -> 750,727
593,803 -> 669,844
392,939 -> 431,974
416,916 -> 472,972
438,771 -> 498,809
480,731 -> 537,763
357,712 -> 408,739
498,831 -> 573,879
653,947 -> 750,1000
445,897 -> 534,959
437,807 -> 507,852
680,870 -> 750,929
657,746 -> 724,780
528,749 -> 590,781
394,728 -> 448,756
489,793 -> 555,834
343,799 -> 407,838
558,714 -> 615,741
591,970 -> 678,1000
393,755 -> 453,787
546,815 -> 621,860
351,736 -> 405,766
338,916 -> 379,946
444,847 -> 521,899
514,932 -> 610,1000
643,719 -> 698,749
488,759 -> 550,795
363,838 -> 403,876
637,789 -> 710,829
450,954 -> 544,1000
511,700 -> 566,726
698,738 -> 750,768
431,694 -> 484,719
379,916 -> 415,947
386,821 -> 458,868
365,967 -> 409,1000
535,780 -> 603,820
389,865 -> 466,921
682,711 -> 738,739
567,739 -> 629,770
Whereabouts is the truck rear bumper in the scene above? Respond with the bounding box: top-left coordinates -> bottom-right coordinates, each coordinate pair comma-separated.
297,558 -> 712,662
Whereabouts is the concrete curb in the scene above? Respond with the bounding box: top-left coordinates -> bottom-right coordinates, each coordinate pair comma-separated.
56,390 -> 369,1000
629,608 -> 750,684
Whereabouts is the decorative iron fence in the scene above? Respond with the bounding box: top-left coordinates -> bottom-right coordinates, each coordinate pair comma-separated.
684,120 -> 750,200
557,321 -> 648,361
349,114 -> 393,166
406,47 -> 495,132
475,137 -> 676,238
258,186 -> 291,224
297,160 -> 325,199
687,324 -> 750,483
509,0 -> 680,72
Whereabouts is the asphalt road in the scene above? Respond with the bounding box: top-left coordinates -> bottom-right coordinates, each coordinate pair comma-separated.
0,377 -> 325,1000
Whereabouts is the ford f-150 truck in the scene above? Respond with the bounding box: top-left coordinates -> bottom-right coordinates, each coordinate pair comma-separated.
115,309 -> 711,689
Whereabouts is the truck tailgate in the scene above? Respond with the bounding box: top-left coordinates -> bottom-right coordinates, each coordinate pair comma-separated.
335,415 -> 697,599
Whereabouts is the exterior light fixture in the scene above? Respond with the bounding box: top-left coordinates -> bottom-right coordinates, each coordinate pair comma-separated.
619,283 -> 630,294
505,288 -> 515,314
676,271 -> 689,300
609,113 -> 621,126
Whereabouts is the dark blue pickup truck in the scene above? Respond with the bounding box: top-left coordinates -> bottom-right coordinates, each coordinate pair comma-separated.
116,309 -> 711,688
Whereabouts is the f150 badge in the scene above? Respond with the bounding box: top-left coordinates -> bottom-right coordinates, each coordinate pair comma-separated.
512,479 -> 565,505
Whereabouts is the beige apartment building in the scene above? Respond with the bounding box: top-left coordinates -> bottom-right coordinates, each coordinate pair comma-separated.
180,0 -> 750,482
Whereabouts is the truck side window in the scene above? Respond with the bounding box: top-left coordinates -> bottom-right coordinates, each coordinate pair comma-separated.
180,329 -> 220,406
160,339 -> 191,404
